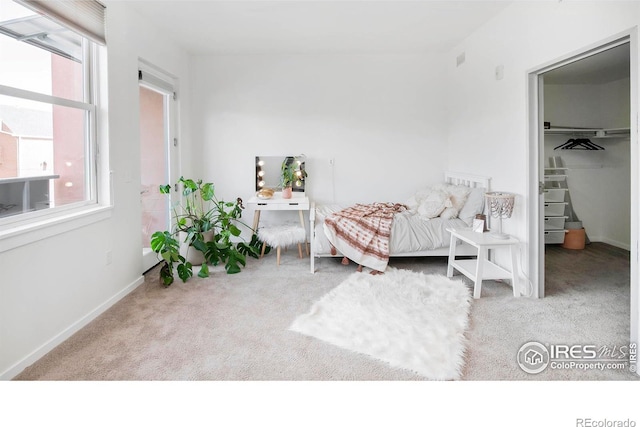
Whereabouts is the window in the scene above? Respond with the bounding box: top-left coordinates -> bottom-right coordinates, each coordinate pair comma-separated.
0,0 -> 107,244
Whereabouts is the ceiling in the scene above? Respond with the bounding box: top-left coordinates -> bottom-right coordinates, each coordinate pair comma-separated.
114,0 -> 512,55
544,43 -> 631,85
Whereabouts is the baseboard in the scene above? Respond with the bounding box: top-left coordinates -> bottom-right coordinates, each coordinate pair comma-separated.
589,235 -> 631,251
600,237 -> 631,251
1,275 -> 145,381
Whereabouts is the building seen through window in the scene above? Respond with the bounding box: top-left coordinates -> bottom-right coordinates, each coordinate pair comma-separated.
0,0 -> 94,219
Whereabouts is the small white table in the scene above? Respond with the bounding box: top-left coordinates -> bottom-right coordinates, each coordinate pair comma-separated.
246,192 -> 310,230
246,192 -> 311,263
446,228 -> 520,299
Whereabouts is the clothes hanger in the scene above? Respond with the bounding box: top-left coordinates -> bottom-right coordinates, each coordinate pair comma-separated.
553,138 -> 575,150
554,138 -> 604,150
581,139 -> 605,150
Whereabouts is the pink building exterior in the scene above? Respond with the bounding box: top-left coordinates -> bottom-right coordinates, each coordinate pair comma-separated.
51,53 -> 85,207
0,125 -> 18,179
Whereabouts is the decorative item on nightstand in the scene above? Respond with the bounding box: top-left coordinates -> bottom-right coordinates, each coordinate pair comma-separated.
485,192 -> 515,239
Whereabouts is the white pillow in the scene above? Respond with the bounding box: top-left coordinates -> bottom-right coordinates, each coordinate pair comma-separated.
405,188 -> 429,211
434,184 -> 471,219
440,206 -> 459,220
417,189 -> 451,219
446,185 -> 471,210
405,195 -> 420,211
458,187 -> 486,226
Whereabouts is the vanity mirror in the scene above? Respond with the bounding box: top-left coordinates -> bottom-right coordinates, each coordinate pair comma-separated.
255,156 -> 306,193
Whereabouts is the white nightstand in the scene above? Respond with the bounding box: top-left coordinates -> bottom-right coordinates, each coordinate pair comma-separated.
446,228 -> 520,299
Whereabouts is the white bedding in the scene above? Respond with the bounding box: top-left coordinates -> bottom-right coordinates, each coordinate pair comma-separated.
387,209 -> 469,253
312,204 -> 468,256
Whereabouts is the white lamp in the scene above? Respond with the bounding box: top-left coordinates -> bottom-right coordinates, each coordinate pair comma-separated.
485,192 -> 515,239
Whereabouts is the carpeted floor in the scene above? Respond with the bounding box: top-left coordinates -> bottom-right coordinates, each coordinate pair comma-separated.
14,242 -> 638,381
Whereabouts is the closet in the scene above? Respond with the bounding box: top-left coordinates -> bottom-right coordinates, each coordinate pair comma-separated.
542,43 -> 631,251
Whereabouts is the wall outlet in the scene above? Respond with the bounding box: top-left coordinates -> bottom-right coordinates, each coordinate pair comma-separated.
329,157 -> 335,166
106,250 -> 112,265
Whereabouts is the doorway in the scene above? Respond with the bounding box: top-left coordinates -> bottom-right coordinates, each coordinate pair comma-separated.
527,32 -> 638,359
139,61 -> 178,273
542,43 -> 630,255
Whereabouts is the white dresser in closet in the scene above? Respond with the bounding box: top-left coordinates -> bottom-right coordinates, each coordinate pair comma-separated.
543,166 -> 569,244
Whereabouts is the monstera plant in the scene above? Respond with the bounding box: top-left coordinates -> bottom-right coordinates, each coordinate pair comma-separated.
150,177 -> 261,286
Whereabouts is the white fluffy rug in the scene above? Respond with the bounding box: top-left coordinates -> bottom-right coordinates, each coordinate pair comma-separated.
289,268 -> 472,380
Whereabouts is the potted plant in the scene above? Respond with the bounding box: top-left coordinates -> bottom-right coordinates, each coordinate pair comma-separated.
150,177 -> 261,286
280,156 -> 308,199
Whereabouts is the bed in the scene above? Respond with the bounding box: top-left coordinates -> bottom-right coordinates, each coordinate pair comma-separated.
309,172 -> 491,273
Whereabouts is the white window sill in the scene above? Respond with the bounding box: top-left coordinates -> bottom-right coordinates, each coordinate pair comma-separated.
0,205 -> 113,253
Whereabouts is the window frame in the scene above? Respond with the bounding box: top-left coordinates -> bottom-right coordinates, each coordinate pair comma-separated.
0,17 -> 110,253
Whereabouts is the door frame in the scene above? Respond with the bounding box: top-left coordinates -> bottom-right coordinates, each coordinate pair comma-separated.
527,28 -> 638,362
138,59 -> 179,273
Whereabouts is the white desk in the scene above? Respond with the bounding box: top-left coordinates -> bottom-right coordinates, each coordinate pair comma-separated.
446,228 -> 520,299
246,192 -> 310,230
246,192 -> 310,259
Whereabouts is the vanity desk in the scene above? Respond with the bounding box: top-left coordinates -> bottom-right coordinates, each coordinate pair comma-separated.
246,191 -> 310,237
247,191 -> 311,264
250,155 -> 310,264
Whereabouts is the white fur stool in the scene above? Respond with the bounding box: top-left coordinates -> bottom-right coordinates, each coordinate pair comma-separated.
258,225 -> 306,266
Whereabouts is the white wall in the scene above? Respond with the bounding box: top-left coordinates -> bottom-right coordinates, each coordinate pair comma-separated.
544,78 -> 631,249
0,2 -> 192,379
190,53 -> 449,228
446,1 -> 639,261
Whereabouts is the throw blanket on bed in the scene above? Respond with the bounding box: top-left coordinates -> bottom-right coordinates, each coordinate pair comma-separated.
323,202 -> 408,271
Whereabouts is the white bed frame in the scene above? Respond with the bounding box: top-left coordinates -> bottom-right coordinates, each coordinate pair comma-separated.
309,171 -> 491,273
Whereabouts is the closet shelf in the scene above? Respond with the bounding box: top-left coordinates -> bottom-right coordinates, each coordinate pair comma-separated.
544,127 -> 630,138
544,174 -> 568,181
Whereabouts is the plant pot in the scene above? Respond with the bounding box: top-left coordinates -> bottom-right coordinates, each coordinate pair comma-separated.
562,228 -> 585,250
282,186 -> 292,199
179,230 -> 214,266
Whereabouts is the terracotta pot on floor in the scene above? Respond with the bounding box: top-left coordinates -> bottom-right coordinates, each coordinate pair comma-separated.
562,228 -> 585,250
